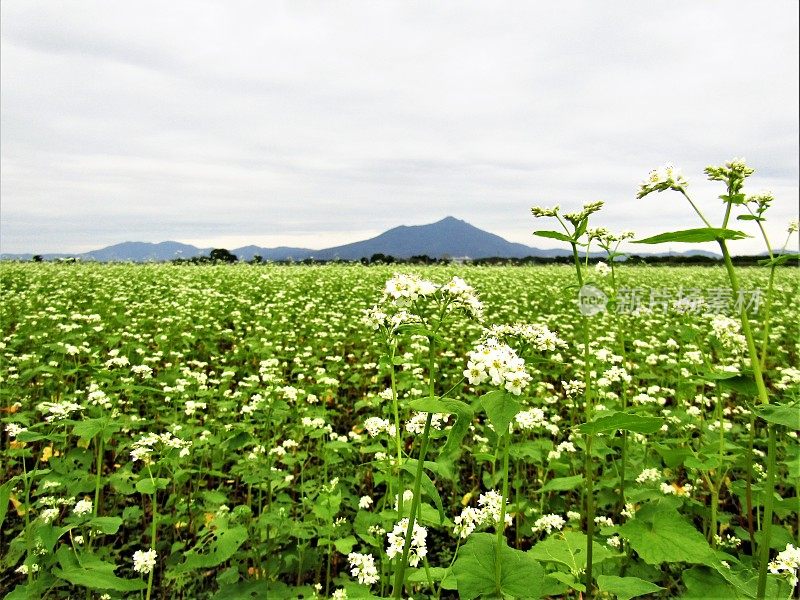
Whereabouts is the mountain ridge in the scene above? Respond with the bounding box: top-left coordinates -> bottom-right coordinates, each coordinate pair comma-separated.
1,216 -> 721,261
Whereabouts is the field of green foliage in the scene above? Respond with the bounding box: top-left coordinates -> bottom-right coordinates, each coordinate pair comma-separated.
3,158 -> 800,600
1,259 -> 798,600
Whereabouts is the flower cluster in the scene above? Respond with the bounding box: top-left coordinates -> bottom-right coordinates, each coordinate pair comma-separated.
704,158 -> 754,193
363,416 -> 396,438
132,548 -> 157,575
383,274 -> 438,306
637,164 -> 687,198
564,201 -> 604,225
36,400 -> 84,423
483,323 -> 565,353
347,552 -> 380,585
362,306 -> 417,332
531,205 -> 560,218
709,314 -> 746,351
595,261 -> 612,277
5,423 -> 27,438
72,498 -> 93,517
386,518 -> 427,567
130,431 -> 192,465
452,489 -> 512,539
532,513 -> 566,534
464,338 -> 531,396
562,379 -> 585,398
660,481 -> 693,497
440,276 -> 483,320
405,411 -> 449,434
768,543 -> 800,587
515,407 -> 556,434
365,274 -> 484,329
635,468 -> 661,484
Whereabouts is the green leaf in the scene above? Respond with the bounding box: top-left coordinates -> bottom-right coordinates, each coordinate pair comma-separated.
618,500 -> 715,566
653,444 -> 693,469
408,566 -> 457,589
135,477 -> 170,495
633,228 -> 749,244
89,516 -> 123,534
759,253 -> 799,267
533,230 -> 574,243
333,535 -> 357,554
528,531 -> 615,574
453,533 -> 545,599
399,462 -> 445,524
174,526 -> 248,572
408,396 -> 474,457
0,478 -> 14,531
479,390 -> 521,435
576,412 -> 663,435
753,399 -> 800,429
736,214 -> 763,222
717,374 -> 758,397
546,571 -> 585,592
596,575 -> 664,600
72,419 -> 105,441
540,475 -> 585,493
54,547 -> 146,592
575,217 -> 589,239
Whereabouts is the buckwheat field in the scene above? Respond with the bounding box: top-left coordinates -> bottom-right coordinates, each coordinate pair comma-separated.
2,163 -> 799,599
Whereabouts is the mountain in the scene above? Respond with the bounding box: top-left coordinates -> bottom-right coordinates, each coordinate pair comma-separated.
0,216 -> 723,262
310,216 -> 567,260
84,241 -> 209,262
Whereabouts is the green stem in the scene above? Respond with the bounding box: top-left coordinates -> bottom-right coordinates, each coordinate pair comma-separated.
718,240 -> 770,407
390,344 -> 405,514
757,424 -> 778,599
718,239 -> 775,599
571,240 -> 595,597
392,333 -> 438,598
392,414 -> 433,598
584,433 -> 595,597
436,538 -> 462,600
93,436 -> 104,519
745,416 -> 757,549
494,432 -> 511,596
680,189 -> 713,228
145,490 -> 157,600
758,267 -> 776,370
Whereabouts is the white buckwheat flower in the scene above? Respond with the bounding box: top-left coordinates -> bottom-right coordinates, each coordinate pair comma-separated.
386,518 -> 427,567
464,338 -> 531,396
595,261 -> 612,277
132,548 -> 157,574
635,468 -> 661,484
533,513 -> 566,534
347,552 -> 380,585
768,543 -> 800,587
72,499 -> 93,517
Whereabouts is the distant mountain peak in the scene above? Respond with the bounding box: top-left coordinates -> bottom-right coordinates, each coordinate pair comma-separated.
0,216 -> 722,262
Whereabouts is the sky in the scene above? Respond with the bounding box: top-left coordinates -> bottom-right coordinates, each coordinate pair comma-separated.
1,1 -> 798,255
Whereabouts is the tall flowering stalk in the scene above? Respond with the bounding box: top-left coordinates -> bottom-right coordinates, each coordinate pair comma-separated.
591,229 -> 635,508
365,274 -> 483,598
636,159 -> 798,598
531,200 -> 605,596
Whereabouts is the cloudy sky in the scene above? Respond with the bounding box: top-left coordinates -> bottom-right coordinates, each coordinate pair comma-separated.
1,1 -> 798,255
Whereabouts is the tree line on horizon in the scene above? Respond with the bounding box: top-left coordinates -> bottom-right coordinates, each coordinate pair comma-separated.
22,249 -> 793,267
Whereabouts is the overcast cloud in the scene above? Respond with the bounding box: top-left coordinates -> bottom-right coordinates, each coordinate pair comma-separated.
1,1 -> 798,255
